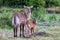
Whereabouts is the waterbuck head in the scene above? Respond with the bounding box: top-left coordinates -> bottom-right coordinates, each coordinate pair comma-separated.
24,5 -> 33,20
32,18 -> 37,24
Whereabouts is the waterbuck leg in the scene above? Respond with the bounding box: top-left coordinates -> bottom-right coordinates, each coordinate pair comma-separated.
22,24 -> 25,37
16,27 -> 17,37
14,27 -> 15,37
20,25 -> 21,37
14,27 -> 17,37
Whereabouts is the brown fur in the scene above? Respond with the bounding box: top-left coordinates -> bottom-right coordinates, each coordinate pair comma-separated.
26,18 -> 36,36
12,6 -> 33,37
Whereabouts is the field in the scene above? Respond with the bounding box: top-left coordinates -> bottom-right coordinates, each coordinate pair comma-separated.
0,7 -> 60,40
0,26 -> 60,40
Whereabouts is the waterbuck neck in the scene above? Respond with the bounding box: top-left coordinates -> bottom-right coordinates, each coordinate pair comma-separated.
24,8 -> 31,20
24,8 -> 31,14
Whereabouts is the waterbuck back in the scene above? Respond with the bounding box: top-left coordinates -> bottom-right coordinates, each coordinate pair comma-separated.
12,6 -> 33,26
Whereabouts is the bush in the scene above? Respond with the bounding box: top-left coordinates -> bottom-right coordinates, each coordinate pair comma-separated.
31,7 -> 45,22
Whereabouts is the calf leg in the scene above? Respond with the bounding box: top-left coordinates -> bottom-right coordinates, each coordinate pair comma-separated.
31,28 -> 33,35
32,28 -> 36,37
31,28 -> 35,36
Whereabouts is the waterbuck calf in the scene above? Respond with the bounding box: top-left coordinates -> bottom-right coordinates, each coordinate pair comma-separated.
26,18 -> 37,37
12,6 -> 33,37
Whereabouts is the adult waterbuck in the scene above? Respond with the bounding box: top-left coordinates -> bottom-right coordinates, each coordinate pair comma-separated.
12,6 -> 33,37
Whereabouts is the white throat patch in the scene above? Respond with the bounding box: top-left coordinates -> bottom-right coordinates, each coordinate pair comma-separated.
28,12 -> 31,20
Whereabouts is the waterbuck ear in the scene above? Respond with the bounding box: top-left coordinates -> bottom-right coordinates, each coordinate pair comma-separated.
31,6 -> 33,8
24,5 -> 26,8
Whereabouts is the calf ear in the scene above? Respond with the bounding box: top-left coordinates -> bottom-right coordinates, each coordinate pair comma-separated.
31,6 -> 33,8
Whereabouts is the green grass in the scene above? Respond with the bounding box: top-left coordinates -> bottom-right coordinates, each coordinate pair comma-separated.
0,7 -> 60,29
44,14 -> 60,21
0,7 -> 60,40
0,7 -> 23,29
0,7 -> 60,21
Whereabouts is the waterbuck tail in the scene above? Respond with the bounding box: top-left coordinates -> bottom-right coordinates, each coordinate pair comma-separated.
12,16 -> 16,25
14,16 -> 16,24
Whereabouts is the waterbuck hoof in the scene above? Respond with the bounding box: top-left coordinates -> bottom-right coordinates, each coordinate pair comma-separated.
20,35 -> 21,37
22,35 -> 25,37
14,35 -> 17,37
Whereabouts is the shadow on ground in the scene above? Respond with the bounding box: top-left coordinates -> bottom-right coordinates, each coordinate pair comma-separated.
32,31 -> 54,37
23,31 -> 54,38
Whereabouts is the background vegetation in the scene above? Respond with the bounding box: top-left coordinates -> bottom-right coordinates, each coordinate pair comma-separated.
0,0 -> 60,8
0,0 -> 60,28
0,0 -> 60,40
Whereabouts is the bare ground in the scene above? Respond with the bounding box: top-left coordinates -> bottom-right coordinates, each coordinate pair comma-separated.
0,27 -> 60,40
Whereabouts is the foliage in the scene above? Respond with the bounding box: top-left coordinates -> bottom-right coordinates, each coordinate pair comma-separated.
28,0 -> 45,9
0,7 -> 60,29
31,7 -> 45,22
45,0 -> 60,7
0,0 -> 60,8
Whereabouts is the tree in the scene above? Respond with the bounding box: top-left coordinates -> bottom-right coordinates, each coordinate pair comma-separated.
45,0 -> 59,8
0,0 -> 3,7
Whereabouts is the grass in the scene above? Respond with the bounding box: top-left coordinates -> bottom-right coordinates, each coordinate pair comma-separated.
0,7 -> 60,40
0,26 -> 60,40
0,7 -> 60,21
